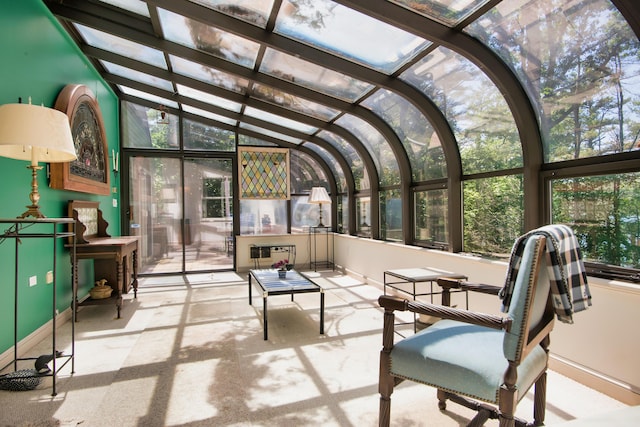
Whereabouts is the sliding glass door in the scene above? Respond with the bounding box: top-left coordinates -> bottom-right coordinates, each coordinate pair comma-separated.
128,156 -> 233,274
183,158 -> 233,271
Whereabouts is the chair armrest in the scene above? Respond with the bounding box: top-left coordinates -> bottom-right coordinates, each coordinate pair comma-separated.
437,278 -> 502,296
378,295 -> 512,332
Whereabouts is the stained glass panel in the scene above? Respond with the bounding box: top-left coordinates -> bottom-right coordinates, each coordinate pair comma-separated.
239,147 -> 290,199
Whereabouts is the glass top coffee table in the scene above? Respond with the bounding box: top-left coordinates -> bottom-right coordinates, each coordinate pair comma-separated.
248,269 -> 325,340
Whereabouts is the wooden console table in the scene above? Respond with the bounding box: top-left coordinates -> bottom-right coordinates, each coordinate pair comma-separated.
68,200 -> 139,319
75,236 -> 138,319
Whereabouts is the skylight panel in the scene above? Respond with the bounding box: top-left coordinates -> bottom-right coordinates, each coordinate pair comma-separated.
98,0 -> 150,17
244,106 -> 319,134
158,8 -> 260,69
74,24 -> 167,69
239,123 -> 303,144
304,142 -> 347,192
176,84 -> 243,112
101,61 -> 174,92
251,83 -> 340,121
362,88 -> 446,181
188,0 -> 274,28
182,105 -> 238,126
401,46 -> 522,174
260,48 -> 373,102
169,55 -> 250,94
274,0 -> 430,74
118,86 -> 177,108
387,0 -> 490,26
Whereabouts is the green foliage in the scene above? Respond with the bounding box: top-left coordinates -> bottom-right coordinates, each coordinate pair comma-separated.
463,176 -> 524,256
552,175 -> 640,268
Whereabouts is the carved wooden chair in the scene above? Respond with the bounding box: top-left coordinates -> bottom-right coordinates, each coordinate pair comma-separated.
378,226 -> 590,427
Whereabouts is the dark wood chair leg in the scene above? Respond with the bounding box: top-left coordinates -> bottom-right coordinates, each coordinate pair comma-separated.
379,394 -> 391,427
533,372 -> 547,426
499,363 -> 518,427
437,389 -> 448,410
379,308 -> 396,427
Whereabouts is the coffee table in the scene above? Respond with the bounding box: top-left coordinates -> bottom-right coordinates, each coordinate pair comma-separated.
248,269 -> 325,340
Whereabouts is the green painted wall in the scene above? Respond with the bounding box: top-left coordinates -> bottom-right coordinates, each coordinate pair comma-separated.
0,0 -> 120,355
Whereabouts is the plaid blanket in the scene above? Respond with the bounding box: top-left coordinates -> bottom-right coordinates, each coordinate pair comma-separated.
499,224 -> 592,324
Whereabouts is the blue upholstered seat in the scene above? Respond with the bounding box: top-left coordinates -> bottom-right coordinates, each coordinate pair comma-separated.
391,319 -> 548,403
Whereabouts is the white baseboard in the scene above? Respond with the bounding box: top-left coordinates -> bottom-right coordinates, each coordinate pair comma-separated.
549,355 -> 640,405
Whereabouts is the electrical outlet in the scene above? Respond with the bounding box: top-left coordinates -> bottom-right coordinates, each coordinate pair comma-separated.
29,275 -> 37,287
46,271 -> 53,284
113,198 -> 118,207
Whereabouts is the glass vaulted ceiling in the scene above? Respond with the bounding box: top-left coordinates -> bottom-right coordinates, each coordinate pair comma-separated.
46,1 -> 640,241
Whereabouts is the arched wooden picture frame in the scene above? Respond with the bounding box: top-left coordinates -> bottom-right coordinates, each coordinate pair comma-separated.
50,84 -> 110,195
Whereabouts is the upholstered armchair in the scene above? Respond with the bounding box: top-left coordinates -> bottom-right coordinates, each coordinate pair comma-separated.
378,225 -> 591,427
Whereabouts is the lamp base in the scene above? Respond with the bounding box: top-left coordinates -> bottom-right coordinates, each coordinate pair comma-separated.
19,204 -> 45,219
18,165 -> 45,218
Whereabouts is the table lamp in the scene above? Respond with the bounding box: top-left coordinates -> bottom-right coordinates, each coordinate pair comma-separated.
0,102 -> 77,218
308,186 -> 331,227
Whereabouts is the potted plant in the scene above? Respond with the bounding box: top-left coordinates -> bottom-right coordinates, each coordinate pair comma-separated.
272,259 -> 293,278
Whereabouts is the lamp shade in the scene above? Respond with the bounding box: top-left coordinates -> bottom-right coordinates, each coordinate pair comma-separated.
308,187 -> 331,204
0,103 -> 77,165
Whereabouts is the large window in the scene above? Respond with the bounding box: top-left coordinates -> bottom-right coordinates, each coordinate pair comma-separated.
356,196 -> 372,238
463,175 -> 524,256
552,173 -> 640,271
203,177 -> 231,218
239,199 -> 287,235
121,101 -> 179,149
415,189 -> 448,248
380,189 -> 402,241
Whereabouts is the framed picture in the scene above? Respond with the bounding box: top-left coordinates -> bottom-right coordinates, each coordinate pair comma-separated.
50,84 -> 110,195
238,146 -> 290,199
